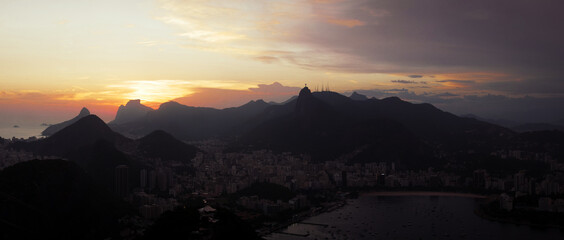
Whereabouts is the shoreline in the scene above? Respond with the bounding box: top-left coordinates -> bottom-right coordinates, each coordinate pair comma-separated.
259,200 -> 347,237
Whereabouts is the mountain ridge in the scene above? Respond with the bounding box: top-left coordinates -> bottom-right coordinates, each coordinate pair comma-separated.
110,99 -> 153,125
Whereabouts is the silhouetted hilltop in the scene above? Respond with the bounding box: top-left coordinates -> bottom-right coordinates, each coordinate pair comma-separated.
10,115 -> 136,191
33,115 -> 127,157
0,159 -> 130,239
41,107 -> 90,136
110,99 -> 153,125
229,99 -> 269,111
349,91 -> 368,101
138,130 -> 199,162
10,114 -> 202,193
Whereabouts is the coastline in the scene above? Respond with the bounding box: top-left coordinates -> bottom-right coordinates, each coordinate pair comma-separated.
259,200 -> 347,237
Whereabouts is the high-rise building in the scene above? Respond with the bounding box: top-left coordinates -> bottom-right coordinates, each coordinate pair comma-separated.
140,169 -> 147,189
115,165 -> 129,198
148,170 -> 156,191
158,170 -> 168,191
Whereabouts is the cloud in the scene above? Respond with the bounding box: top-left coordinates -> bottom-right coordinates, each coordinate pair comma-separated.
254,56 -> 279,63
157,0 -> 564,96
436,80 -> 476,84
248,82 -> 301,93
391,80 -> 416,84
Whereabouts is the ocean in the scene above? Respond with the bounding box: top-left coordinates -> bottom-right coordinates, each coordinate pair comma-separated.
0,125 -> 45,139
265,192 -> 563,240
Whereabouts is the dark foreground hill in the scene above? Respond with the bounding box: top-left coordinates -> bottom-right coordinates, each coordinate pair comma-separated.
32,115 -> 129,158
138,130 -> 199,162
0,160 -> 131,239
10,115 -> 199,192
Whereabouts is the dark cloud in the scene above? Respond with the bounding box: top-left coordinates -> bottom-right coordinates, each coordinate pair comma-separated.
391,80 -> 416,84
290,0 -> 564,93
384,88 -> 409,93
480,77 -> 564,95
436,80 -> 476,84
391,80 -> 427,85
408,75 -> 423,78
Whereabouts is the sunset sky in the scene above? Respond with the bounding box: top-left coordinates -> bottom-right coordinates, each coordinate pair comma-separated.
1,0 -> 563,128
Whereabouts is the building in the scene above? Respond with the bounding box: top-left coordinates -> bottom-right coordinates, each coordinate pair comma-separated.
115,165 -> 129,198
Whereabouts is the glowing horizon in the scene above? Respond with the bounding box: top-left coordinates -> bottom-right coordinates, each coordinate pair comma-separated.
1,0 -> 563,127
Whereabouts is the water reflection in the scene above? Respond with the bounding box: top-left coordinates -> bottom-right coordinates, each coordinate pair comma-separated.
265,193 -> 563,240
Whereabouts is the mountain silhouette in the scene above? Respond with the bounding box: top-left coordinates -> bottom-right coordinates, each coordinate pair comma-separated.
110,100 -> 272,140
232,87 -> 513,166
41,107 -> 90,136
16,115 -> 134,191
239,87 -> 434,166
138,130 -> 199,162
110,99 -> 153,125
12,114 -> 200,192
18,114 -> 200,166
104,86 -> 513,166
349,91 -> 368,101
33,115 -> 127,158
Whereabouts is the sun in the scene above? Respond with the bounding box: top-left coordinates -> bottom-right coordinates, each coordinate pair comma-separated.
111,80 -> 194,104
